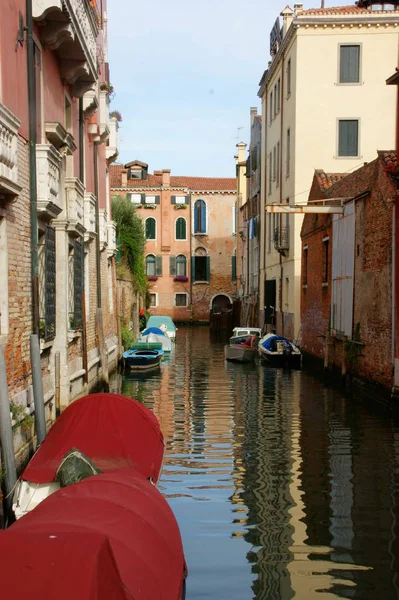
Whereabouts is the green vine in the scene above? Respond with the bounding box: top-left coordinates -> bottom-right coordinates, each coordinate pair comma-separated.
344,322 -> 363,367
10,402 -> 34,431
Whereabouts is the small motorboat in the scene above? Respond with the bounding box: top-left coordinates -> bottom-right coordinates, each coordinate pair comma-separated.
230,326 -> 263,345
146,316 -> 177,340
139,326 -> 172,352
224,343 -> 258,363
122,348 -> 164,371
258,333 -> 301,367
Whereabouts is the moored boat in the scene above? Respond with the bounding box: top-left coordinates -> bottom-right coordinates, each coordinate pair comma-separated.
146,316 -> 177,340
229,326 -> 263,345
139,326 -> 173,352
122,348 -> 164,370
224,343 -> 258,363
258,333 -> 301,367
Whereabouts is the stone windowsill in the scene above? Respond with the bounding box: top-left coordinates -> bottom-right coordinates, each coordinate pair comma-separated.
68,330 -> 82,344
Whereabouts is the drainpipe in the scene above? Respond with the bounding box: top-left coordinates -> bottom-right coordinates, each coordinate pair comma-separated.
79,99 -> 88,383
26,0 -> 39,334
279,53 -> 285,335
189,191 -> 193,323
79,98 -> 84,183
94,142 -> 101,308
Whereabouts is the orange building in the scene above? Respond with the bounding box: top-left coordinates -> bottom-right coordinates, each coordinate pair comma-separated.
110,161 -> 238,323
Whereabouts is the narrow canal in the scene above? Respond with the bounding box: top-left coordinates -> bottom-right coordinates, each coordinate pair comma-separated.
114,326 -> 399,599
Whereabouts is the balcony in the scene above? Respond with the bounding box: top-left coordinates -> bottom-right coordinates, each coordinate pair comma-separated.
36,145 -> 63,219
0,103 -> 22,199
93,90 -> 110,143
106,117 -> 119,164
274,226 -> 289,254
99,208 -> 108,250
106,221 -> 117,257
65,177 -> 85,236
84,192 -> 96,239
83,82 -> 99,119
33,0 -> 99,97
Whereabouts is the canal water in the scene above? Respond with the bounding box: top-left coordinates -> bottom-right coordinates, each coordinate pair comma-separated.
115,326 -> 399,599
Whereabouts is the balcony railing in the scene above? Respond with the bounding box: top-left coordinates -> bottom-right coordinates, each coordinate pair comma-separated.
0,102 -> 21,198
274,226 -> 290,252
106,118 -> 119,163
36,145 -> 62,219
65,177 -> 85,236
33,0 -> 99,97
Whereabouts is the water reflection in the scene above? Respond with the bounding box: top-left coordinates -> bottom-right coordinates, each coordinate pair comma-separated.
114,327 -> 399,599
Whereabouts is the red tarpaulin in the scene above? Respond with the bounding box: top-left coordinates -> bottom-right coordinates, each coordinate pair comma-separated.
10,468 -> 186,600
22,393 -> 164,484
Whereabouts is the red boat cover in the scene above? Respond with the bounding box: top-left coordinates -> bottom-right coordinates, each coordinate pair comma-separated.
10,468 -> 186,600
22,393 -> 164,484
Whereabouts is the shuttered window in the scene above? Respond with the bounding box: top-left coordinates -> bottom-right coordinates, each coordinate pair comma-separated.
232,254 -> 237,282
176,254 -> 187,276
194,200 -> 206,234
338,120 -> 359,157
339,45 -> 360,84
155,254 -> 163,276
176,217 -> 186,240
145,217 -> 156,239
146,254 -> 156,276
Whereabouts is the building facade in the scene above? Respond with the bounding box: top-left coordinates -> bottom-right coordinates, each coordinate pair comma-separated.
258,1 -> 398,340
0,0 -> 118,465
110,162 -> 237,323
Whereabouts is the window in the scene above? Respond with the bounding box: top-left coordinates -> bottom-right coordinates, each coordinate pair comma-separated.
128,193 -> 142,204
145,195 -> 160,204
146,254 -> 156,276
145,217 -> 156,240
303,246 -> 308,286
194,199 -> 206,234
175,293 -> 188,307
232,250 -> 237,282
277,78 -> 281,114
274,84 -> 277,118
176,254 -> 187,276
192,248 -> 209,282
287,58 -> 291,97
68,237 -> 83,329
276,141 -> 280,187
176,217 -> 186,240
339,45 -> 360,84
149,293 -> 157,307
268,152 -> 272,195
286,128 -> 291,177
269,91 -> 273,124
322,237 -> 329,283
338,119 -> 359,157
38,225 -> 56,340
273,146 -> 276,181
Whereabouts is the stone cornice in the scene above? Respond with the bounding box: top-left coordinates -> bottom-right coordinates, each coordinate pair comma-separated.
110,187 -> 236,195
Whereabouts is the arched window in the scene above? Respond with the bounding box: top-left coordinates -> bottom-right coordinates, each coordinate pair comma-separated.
176,217 -> 186,240
145,217 -> 156,240
176,254 -> 187,277
194,199 -> 206,234
146,254 -> 156,276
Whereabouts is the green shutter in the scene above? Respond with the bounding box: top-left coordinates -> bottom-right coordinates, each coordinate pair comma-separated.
206,256 -> 210,283
140,193 -> 145,204
185,195 -> 189,205
156,254 -> 163,276
171,195 -> 176,204
191,256 -> 195,282
170,255 -> 176,276
155,195 -> 160,204
232,255 -> 236,282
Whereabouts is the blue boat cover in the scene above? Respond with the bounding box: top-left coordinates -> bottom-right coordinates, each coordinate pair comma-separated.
260,335 -> 293,352
141,327 -> 166,337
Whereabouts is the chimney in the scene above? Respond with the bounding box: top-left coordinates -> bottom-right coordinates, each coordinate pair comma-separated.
294,3 -> 303,15
250,106 -> 258,126
121,169 -> 127,187
162,169 -> 171,187
236,142 -> 247,164
154,170 -> 162,176
281,6 -> 295,36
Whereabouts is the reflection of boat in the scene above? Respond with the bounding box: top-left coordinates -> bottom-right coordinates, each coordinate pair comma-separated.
122,348 -> 164,371
146,316 -> 177,340
9,393 -> 187,597
139,326 -> 172,352
224,343 -> 258,363
230,326 -> 263,345
258,333 -> 301,367
13,393 -> 165,519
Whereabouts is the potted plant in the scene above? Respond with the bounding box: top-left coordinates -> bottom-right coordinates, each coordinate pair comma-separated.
110,110 -> 122,122
147,275 -> 158,281
173,275 -> 188,282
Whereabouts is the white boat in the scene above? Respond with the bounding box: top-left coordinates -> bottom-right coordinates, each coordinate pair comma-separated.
258,333 -> 301,367
139,327 -> 172,352
230,326 -> 263,345
146,316 -> 177,340
224,343 -> 258,363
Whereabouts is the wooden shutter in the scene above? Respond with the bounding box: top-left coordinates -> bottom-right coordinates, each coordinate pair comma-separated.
232,255 -> 236,282
171,195 -> 176,204
156,254 -> 163,276
339,120 -> 358,157
206,256 -> 210,283
340,45 -> 360,84
194,202 -> 199,233
200,201 -> 206,233
170,255 -> 176,276
155,195 -> 160,204
191,256 -> 195,281
185,195 -> 189,205
140,193 -> 145,204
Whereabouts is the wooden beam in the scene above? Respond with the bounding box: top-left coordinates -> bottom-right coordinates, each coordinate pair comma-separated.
266,205 -> 344,214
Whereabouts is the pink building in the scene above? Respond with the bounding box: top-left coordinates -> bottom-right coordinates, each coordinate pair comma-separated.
0,0 -> 118,464
110,162 -> 237,323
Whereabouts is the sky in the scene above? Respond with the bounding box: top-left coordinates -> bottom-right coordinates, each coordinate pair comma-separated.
107,0 -> 352,178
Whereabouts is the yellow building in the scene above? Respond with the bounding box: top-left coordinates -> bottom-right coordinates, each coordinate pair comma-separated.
258,1 -> 398,340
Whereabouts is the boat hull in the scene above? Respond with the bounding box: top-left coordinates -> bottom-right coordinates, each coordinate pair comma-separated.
122,349 -> 163,371
224,344 -> 257,363
258,334 -> 301,368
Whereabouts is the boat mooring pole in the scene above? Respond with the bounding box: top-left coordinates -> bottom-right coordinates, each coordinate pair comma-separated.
30,334 -> 46,445
55,351 -> 60,419
0,347 -> 17,524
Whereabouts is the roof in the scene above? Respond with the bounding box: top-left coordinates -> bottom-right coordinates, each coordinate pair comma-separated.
109,165 -> 236,192
378,150 -> 397,168
300,5 -> 369,15
315,170 -> 347,191
124,159 -> 148,168
22,393 -> 165,484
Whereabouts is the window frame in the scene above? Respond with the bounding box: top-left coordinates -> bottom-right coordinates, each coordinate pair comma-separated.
176,254 -> 187,277
145,217 -> 156,240
338,43 -> 361,86
175,216 -> 187,240
145,253 -> 156,276
149,292 -> 158,307
286,128 -> 291,178
337,118 -> 360,158
174,292 -> 188,307
193,199 -> 207,234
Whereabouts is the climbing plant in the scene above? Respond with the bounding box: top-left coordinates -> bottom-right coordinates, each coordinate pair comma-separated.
112,195 -> 147,295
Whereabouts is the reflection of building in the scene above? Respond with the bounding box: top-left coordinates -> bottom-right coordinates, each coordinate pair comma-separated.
110,163 -> 237,322
258,2 -> 397,339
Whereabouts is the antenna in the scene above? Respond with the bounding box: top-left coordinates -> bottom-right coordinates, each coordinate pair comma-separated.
321,0 -> 325,6
236,127 -> 244,141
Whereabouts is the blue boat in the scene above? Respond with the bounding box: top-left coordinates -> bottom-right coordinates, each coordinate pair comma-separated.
258,333 -> 301,368
146,316 -> 177,340
122,348 -> 164,371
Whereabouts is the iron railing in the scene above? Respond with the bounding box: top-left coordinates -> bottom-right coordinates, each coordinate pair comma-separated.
39,226 -> 56,340
274,226 -> 290,251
